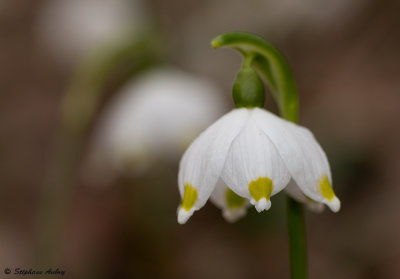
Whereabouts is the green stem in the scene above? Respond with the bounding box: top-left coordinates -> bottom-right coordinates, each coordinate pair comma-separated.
242,53 -> 255,68
212,31 -> 307,279
287,196 -> 308,279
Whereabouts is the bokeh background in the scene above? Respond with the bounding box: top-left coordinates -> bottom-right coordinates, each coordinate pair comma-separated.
1,0 -> 400,278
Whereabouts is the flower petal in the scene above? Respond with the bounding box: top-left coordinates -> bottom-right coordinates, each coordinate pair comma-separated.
285,180 -> 324,213
210,179 -> 249,222
177,108 -> 249,223
221,112 -> 291,212
253,108 -> 340,212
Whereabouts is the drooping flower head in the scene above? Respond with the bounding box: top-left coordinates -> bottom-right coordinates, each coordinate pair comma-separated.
177,107 -> 340,224
177,55 -> 340,224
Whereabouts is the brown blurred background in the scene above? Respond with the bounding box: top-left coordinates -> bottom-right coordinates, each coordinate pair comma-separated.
1,0 -> 400,278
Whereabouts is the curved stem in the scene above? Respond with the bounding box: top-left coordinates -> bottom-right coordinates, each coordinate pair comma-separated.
212,31 -> 307,279
212,31 -> 298,122
242,53 -> 256,68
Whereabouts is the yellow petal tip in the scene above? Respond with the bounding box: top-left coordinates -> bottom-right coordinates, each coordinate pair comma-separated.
248,177 -> 273,202
181,183 -> 198,211
319,176 -> 336,201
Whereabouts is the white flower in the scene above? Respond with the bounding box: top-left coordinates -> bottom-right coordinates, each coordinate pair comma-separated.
177,107 -> 340,224
85,68 -> 227,184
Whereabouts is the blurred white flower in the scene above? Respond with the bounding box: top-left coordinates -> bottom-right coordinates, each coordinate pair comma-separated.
37,0 -> 148,65
86,68 -> 228,184
177,107 -> 340,224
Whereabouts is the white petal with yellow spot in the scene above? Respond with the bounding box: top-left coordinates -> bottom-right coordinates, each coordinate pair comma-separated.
253,108 -> 340,212
178,109 -> 249,224
177,107 -> 341,224
221,113 -> 291,212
